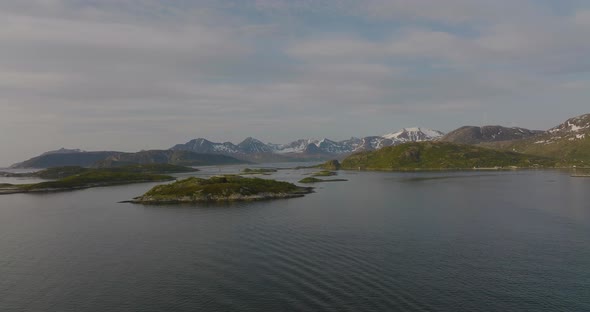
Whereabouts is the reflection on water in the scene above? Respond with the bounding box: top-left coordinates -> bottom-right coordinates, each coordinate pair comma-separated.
0,166 -> 589,311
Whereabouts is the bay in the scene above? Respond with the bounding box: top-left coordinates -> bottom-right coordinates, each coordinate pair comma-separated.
0,166 -> 589,311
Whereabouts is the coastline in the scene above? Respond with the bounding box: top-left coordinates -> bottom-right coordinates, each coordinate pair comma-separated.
0,178 -> 175,195
127,189 -> 314,204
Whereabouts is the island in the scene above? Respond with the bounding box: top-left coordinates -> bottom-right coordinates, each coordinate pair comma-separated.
129,175 -> 313,204
298,177 -> 348,184
310,170 -> 337,177
297,170 -> 347,183
0,164 -> 198,194
240,168 -> 278,175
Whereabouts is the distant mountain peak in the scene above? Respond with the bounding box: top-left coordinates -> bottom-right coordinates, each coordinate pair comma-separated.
170,128 -> 445,159
239,137 -> 265,144
440,125 -> 542,145
536,113 -> 590,145
548,114 -> 590,134
382,128 -> 444,141
238,137 -> 273,153
41,148 -> 85,156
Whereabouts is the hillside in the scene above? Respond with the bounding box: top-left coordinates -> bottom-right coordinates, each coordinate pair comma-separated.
93,150 -> 245,167
341,142 -> 557,170
0,164 -> 197,180
11,151 -> 120,169
440,126 -> 542,144
170,138 -> 302,163
483,114 -> 590,164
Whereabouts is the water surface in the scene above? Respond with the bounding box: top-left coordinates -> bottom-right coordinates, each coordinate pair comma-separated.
1,167 -> 589,311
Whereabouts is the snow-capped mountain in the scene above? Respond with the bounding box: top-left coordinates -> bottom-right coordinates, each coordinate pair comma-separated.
237,137 -> 274,153
479,113 -> 590,163
170,138 -> 241,154
382,128 -> 445,142
270,139 -> 322,154
440,126 -> 543,145
353,136 -> 394,152
535,113 -> 590,144
272,138 -> 363,154
547,114 -> 590,136
171,127 -> 445,158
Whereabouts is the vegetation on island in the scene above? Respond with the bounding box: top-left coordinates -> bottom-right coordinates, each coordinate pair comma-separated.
1,164 -> 197,179
131,175 -> 313,204
311,170 -> 337,177
21,171 -> 172,191
32,166 -> 89,179
341,142 -> 558,170
0,164 -> 199,194
241,168 -> 278,175
298,177 -> 348,184
107,163 -> 199,174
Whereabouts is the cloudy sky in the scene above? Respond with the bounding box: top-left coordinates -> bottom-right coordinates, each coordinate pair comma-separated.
2,0 -> 590,165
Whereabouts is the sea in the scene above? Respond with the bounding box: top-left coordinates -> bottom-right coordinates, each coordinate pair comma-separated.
1,165 -> 589,311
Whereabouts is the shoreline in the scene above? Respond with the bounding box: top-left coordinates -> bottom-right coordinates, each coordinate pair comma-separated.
127,188 -> 314,204
0,178 -> 175,195
339,167 -> 574,172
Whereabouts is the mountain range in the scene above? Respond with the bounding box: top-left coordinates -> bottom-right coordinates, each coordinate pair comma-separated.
11,127 -> 444,168
170,128 -> 445,162
9,113 -> 590,168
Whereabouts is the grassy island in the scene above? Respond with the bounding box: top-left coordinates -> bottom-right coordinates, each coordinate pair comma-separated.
298,177 -> 348,184
341,142 -> 558,171
0,164 -> 197,194
240,168 -> 278,175
311,170 -> 337,177
130,175 -> 313,204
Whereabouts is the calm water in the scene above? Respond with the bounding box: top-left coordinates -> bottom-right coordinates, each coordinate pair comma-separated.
1,167 -> 589,311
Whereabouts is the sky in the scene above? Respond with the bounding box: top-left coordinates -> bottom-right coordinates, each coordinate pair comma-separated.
2,0 -> 590,166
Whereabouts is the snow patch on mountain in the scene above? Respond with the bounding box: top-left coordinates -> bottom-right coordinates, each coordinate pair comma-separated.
171,127 -> 445,157
543,114 -> 590,143
382,128 -> 445,142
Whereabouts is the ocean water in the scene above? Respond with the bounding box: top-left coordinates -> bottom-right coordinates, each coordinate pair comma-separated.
0,167 -> 589,311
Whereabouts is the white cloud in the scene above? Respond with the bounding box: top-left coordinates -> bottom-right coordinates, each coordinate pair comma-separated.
253,0 -> 542,25
1,0 -> 590,165
574,10 -> 590,27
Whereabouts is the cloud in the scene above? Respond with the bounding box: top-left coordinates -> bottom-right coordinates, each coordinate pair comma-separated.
252,0 -> 543,25
1,0 -> 590,165
288,13 -> 590,75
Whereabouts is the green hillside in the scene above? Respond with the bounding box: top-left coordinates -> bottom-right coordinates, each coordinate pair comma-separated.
93,150 -> 245,167
483,137 -> 590,165
0,164 -> 198,194
341,142 -> 557,170
480,114 -> 590,165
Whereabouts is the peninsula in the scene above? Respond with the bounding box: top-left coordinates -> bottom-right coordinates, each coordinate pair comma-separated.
0,164 -> 198,194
